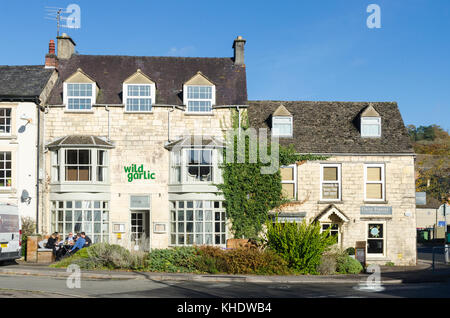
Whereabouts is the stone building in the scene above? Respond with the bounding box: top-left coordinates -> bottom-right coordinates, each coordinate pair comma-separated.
0,65 -> 56,223
41,34 -> 247,250
248,101 -> 417,265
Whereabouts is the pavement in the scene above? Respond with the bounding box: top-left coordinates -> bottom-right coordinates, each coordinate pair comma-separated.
0,258 -> 449,285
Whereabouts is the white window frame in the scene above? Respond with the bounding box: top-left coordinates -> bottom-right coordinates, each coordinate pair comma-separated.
0,108 -> 12,135
280,164 -> 297,200
170,148 -> 219,185
50,200 -> 110,244
320,164 -> 342,201
123,83 -> 155,113
272,116 -> 293,137
52,148 -> 109,184
321,223 -> 340,244
364,163 -> 385,202
361,117 -> 381,137
0,151 -> 12,189
183,85 -> 215,114
366,221 -> 387,258
63,82 -> 96,111
169,200 -> 226,246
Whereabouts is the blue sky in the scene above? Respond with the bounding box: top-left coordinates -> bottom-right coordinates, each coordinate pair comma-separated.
0,0 -> 448,131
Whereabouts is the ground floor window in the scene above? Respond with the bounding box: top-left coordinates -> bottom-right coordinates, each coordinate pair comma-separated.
51,200 -> 109,243
321,223 -> 339,243
367,223 -> 384,255
170,200 -> 226,246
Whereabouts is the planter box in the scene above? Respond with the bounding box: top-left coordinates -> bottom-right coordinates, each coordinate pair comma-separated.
226,238 -> 256,249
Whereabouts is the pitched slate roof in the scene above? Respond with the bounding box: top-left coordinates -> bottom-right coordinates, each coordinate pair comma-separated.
0,65 -> 54,100
47,55 -> 247,106
248,101 -> 414,154
46,135 -> 115,149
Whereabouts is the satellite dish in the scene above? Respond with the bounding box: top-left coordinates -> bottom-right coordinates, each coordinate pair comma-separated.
21,190 -> 31,204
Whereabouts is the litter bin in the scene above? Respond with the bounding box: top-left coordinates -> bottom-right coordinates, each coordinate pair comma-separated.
423,231 -> 429,241
446,233 -> 450,244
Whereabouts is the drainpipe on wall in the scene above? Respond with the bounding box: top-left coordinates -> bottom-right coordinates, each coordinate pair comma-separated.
105,105 -> 110,141
168,106 -> 175,143
35,97 -> 41,234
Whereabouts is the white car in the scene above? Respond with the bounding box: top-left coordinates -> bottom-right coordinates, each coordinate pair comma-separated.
0,203 -> 22,263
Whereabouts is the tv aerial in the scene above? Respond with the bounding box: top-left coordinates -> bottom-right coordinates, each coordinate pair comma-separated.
45,5 -> 81,37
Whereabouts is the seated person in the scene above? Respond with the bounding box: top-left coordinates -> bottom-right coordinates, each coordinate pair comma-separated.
68,233 -> 86,255
65,232 -> 75,245
81,232 -> 92,247
45,232 -> 58,252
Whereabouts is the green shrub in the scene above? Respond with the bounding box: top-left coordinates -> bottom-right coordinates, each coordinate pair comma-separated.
336,255 -> 363,274
20,217 -> 36,258
146,247 -> 201,273
345,247 -> 355,256
51,243 -> 146,270
197,246 -> 291,275
265,219 -> 337,274
385,261 -> 395,266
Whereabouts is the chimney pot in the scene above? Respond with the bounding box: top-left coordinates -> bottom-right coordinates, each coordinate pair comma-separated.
45,39 -> 58,69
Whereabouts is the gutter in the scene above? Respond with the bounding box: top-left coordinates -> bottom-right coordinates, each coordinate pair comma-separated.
296,152 -> 416,157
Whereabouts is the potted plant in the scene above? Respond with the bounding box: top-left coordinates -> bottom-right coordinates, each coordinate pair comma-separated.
346,247 -> 356,259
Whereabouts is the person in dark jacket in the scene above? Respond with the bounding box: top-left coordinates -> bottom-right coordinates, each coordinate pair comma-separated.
81,232 -> 92,247
45,232 -> 59,258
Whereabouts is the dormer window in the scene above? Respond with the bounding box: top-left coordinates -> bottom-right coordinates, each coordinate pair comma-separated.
271,104 -> 293,137
360,105 -> 381,137
183,72 -> 215,113
123,69 -> 155,113
66,83 -> 94,110
63,69 -> 97,111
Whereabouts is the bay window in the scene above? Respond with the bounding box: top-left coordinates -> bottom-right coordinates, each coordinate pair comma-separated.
171,148 -> 220,184
52,148 -> 108,183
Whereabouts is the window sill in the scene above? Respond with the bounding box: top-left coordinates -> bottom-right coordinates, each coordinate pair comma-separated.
64,110 -> 95,114
184,112 -> 214,116
363,201 -> 388,204
0,188 -> 16,194
124,111 -> 154,114
317,200 -> 344,204
0,134 -> 16,140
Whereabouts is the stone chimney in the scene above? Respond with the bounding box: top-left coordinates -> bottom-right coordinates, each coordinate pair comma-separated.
45,40 -> 58,69
233,36 -> 246,66
57,33 -> 76,59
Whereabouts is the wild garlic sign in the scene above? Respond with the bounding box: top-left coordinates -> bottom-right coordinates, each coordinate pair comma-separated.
124,164 -> 156,182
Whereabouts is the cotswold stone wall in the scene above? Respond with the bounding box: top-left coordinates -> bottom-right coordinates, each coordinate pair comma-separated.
276,155 -> 417,266
42,106 -> 232,248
